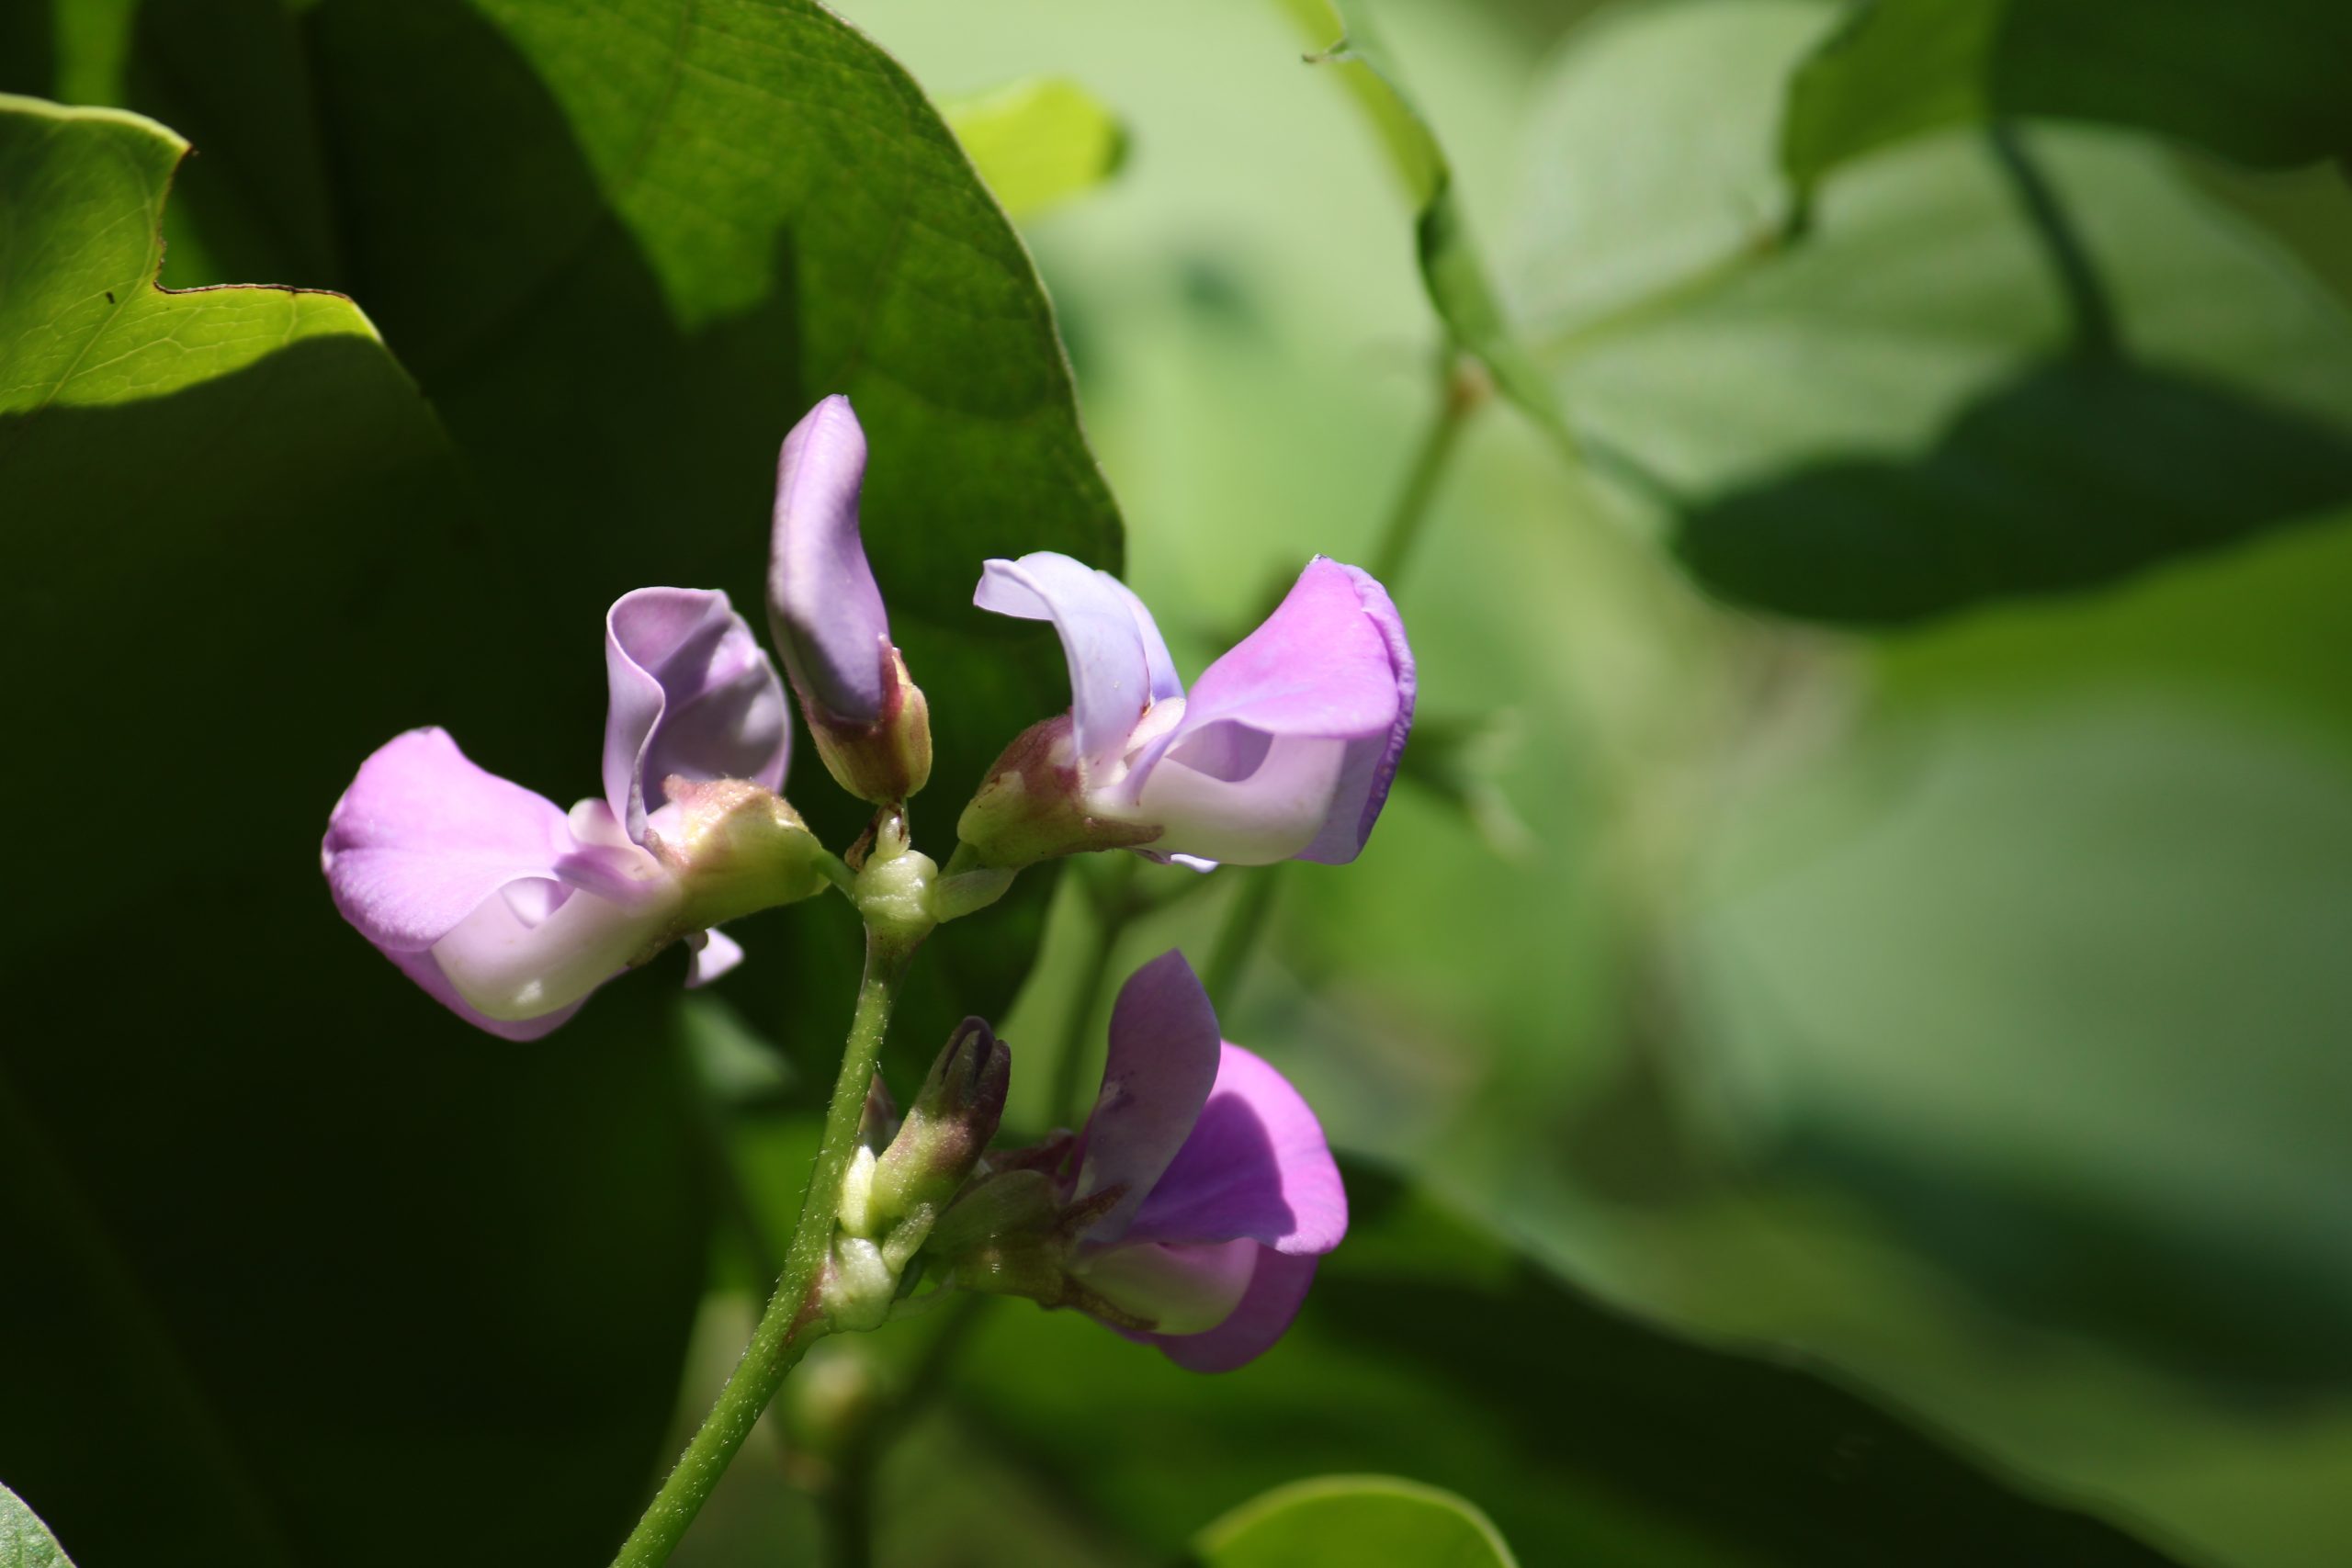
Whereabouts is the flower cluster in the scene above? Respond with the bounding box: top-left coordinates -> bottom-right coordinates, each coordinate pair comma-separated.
321,395 -> 1410,1369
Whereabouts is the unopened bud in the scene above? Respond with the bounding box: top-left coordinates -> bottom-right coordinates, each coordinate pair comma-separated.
870,1019 -> 1010,1227
807,645 -> 933,806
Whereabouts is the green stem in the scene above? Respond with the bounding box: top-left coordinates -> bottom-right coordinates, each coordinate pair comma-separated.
1203,864 -> 1284,1010
1046,857 -> 1139,1127
1367,368 -> 1479,588
611,929 -> 916,1568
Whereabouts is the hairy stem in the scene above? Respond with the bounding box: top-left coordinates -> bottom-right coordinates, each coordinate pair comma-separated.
611,929 -> 916,1567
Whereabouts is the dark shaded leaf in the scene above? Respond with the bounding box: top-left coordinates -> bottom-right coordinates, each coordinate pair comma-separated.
1784,0 -> 2352,201
1677,358 -> 2352,622
949,1160 -> 2184,1567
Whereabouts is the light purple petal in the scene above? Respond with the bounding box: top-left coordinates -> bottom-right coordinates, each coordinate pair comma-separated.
1127,733 -> 1350,865
1072,950 -> 1223,1241
604,588 -> 790,842
1079,1237 -> 1260,1335
1136,1247 -> 1321,1373
685,928 -> 744,988
1146,556 -> 1399,753
1125,1043 -> 1347,1255
427,871 -> 677,1023
1296,565 -> 1415,863
767,396 -> 892,723
1116,558 -> 1409,864
387,946 -> 585,1042
322,727 -> 574,953
974,553 -> 1181,775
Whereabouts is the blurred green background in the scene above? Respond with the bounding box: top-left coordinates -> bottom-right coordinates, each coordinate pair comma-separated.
6,0 -> 2351,1562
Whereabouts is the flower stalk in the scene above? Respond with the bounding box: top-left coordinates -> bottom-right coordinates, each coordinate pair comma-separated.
611,916 -> 921,1567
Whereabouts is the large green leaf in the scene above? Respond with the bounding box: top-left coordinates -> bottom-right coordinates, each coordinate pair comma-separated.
1194,1475 -> 1518,1568
1518,0 -> 2352,624
946,1161 -> 2181,1566
0,0 -> 1120,1549
0,1484 -> 77,1568
0,93 -> 712,1567
1783,0 -> 2352,204
1276,0 -> 1568,449
78,0 -> 1123,1074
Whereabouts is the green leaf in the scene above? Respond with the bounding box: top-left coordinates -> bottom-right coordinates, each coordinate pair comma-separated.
1519,1 -> 2352,623
943,76 -> 1127,220
1195,1475 -> 1518,1568
1,0 -> 1117,1545
1276,0 -> 1569,450
0,1484 -> 77,1568
946,1160 -> 2181,1566
1783,0 -> 2352,203
103,0 -> 1120,1077
1679,690 -> 2352,1389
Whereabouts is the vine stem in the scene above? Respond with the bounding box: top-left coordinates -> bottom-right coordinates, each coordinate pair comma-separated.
1046,856 -> 1140,1127
610,927 -> 917,1568
1367,360 -> 1483,588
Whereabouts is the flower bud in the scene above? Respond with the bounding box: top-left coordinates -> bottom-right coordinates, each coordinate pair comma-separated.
768,395 -> 933,805
869,1018 -> 1010,1228
805,645 -> 933,806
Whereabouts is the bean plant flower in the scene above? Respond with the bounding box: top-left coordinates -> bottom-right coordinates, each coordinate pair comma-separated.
956,551 -> 1416,871
322,588 -> 828,1038
931,951 -> 1347,1371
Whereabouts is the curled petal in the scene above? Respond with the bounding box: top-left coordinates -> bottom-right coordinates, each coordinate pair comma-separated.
604,588 -> 790,843
975,552 -> 1182,775
1072,951 -> 1223,1242
427,871 -> 679,1023
1125,1043 -> 1347,1255
322,728 -> 574,953
1136,1247 -> 1320,1373
1122,558 -> 1411,865
768,396 -> 892,723
387,947 -> 585,1042
1129,732 -> 1348,865
1297,566 -> 1415,863
1078,1237 -> 1260,1336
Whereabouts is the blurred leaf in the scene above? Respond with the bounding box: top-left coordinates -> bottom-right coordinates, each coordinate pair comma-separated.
1524,1 -> 2352,624
0,1484 -> 77,1568
943,76 -> 1127,220
1679,356 -> 2352,622
1194,1475 -> 1518,1568
1784,0 -> 2352,204
1276,0 -> 1569,449
1680,694 -> 2352,1389
949,1160 -> 2181,1566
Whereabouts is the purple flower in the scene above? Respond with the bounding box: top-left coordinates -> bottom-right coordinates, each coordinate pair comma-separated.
1066,951 -> 1347,1371
767,396 -> 932,803
322,587 -> 823,1038
960,553 -> 1414,868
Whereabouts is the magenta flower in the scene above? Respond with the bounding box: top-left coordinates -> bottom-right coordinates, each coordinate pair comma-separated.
322,587 -> 823,1039
766,395 -> 932,804
1061,951 -> 1347,1371
958,553 -> 1414,869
